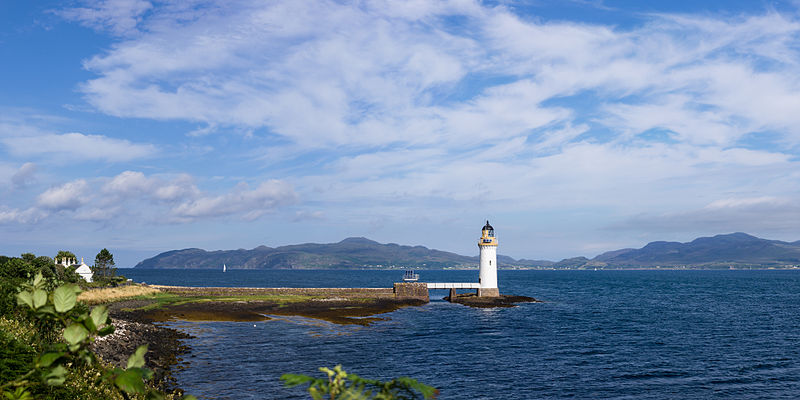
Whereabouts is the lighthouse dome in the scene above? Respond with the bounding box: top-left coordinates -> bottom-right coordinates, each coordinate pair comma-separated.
482,220 -> 494,231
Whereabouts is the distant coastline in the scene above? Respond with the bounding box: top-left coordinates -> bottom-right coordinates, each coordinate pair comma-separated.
135,232 -> 800,271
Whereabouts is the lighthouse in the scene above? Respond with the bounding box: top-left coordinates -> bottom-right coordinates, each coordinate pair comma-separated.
478,220 -> 500,297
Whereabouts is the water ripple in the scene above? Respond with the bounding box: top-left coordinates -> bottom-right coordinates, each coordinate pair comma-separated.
123,269 -> 800,399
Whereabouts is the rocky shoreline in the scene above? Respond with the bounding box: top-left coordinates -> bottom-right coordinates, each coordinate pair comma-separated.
88,299 -> 193,394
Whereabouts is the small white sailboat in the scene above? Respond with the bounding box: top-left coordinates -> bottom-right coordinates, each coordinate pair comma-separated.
223,264 -> 227,272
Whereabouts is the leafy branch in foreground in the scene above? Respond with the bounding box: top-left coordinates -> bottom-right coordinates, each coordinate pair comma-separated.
2,272 -> 195,400
282,364 -> 438,400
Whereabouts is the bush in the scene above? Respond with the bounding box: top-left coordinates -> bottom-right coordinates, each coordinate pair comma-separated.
282,365 -> 438,400
1,272 -> 196,400
0,330 -> 35,385
0,254 -> 82,318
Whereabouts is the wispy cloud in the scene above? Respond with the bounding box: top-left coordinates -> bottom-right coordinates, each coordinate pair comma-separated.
57,0 -> 152,36
612,197 -> 800,236
8,0 -> 799,259
68,2 -> 800,155
1,132 -> 156,162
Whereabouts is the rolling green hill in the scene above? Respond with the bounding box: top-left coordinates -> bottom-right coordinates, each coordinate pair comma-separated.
135,237 -> 487,269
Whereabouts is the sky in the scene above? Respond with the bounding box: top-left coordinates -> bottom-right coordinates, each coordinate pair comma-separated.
2,0 -> 800,267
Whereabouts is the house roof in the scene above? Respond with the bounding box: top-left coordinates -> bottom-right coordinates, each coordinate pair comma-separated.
75,263 -> 92,274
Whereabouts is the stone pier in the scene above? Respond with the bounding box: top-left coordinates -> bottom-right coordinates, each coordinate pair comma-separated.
392,282 -> 430,301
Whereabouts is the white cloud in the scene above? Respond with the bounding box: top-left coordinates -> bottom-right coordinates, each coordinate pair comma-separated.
66,2 -> 800,155
1,132 -> 156,162
11,162 -> 37,189
152,175 -> 200,201
37,180 -> 89,210
172,180 -> 297,220
58,0 -> 152,36
1,171 -> 296,226
103,170 -> 152,195
293,210 -> 325,222
705,197 -> 786,210
0,207 -> 47,224
35,2 -> 800,255
100,170 -> 201,204
612,196 -> 800,236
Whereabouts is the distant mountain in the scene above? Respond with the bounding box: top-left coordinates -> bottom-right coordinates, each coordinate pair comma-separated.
135,237 -> 532,269
559,232 -> 800,269
135,233 -> 800,270
550,257 -> 591,269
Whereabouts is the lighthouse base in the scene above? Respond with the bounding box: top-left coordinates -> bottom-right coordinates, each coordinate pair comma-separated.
477,288 -> 500,297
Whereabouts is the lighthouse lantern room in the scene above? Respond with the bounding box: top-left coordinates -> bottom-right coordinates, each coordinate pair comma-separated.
478,220 -> 500,297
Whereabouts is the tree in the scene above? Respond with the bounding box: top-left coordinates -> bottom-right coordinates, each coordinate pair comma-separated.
54,251 -> 76,264
93,249 -> 116,281
53,251 -> 80,283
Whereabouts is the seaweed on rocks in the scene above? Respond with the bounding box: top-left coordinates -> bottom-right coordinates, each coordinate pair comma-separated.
445,293 -> 540,308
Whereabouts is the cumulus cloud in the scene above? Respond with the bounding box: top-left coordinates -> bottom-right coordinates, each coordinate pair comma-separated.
37,180 -> 89,210
0,207 -> 46,224
100,171 -> 201,206
1,132 -> 156,162
0,171 -> 296,226
11,162 -> 37,189
172,180 -> 297,221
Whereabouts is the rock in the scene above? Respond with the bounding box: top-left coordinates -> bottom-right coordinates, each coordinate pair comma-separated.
91,315 -> 191,394
445,293 -> 540,308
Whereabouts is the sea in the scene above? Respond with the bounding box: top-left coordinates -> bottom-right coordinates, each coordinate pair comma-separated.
122,269 -> 800,399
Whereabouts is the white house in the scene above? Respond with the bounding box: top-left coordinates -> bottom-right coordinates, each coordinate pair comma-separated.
74,258 -> 93,283
57,256 -> 93,283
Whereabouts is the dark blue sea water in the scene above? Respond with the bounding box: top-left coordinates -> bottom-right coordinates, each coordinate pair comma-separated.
122,269 -> 800,399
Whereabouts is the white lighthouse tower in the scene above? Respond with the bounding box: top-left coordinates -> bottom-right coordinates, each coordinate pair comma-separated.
478,220 -> 500,297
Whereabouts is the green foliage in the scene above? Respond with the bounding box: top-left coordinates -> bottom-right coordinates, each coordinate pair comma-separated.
3,387 -> 33,400
0,253 -> 81,317
93,248 -> 117,283
0,331 -> 35,387
54,251 -> 76,263
1,273 -> 196,400
282,365 -> 438,400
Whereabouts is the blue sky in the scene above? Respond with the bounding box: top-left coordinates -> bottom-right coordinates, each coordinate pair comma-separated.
2,0 -> 800,267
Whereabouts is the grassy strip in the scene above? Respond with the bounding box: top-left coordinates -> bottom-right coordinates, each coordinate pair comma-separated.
78,284 -> 322,310
77,285 -> 161,305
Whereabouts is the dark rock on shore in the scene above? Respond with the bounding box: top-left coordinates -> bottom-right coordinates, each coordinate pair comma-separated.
91,302 -> 192,394
445,293 -> 540,308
